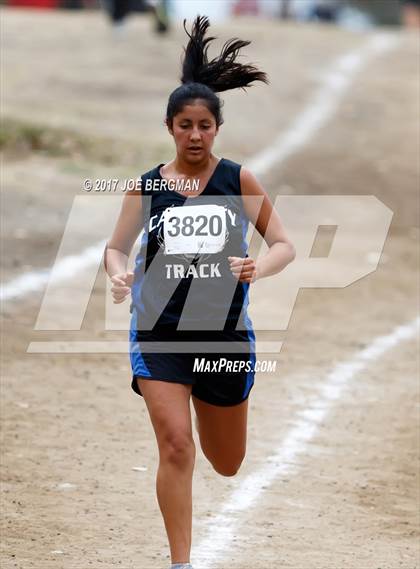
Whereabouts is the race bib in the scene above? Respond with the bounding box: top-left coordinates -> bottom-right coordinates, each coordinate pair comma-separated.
163,204 -> 227,255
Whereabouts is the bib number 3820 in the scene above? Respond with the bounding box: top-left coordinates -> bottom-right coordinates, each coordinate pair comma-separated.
163,204 -> 227,255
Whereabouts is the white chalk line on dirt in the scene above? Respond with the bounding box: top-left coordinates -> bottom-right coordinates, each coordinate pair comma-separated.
193,316 -> 420,567
0,242 -> 106,302
247,33 -> 399,177
0,33 -> 398,305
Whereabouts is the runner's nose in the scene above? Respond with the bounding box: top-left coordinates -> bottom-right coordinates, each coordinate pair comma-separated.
190,127 -> 201,141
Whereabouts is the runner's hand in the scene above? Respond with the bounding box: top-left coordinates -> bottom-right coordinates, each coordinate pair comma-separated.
110,272 -> 134,304
228,256 -> 258,283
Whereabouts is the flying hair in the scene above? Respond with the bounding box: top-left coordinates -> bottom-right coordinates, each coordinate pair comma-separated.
180,15 -> 269,93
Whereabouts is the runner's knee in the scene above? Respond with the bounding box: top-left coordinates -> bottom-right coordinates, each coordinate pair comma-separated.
212,453 -> 245,477
159,431 -> 196,468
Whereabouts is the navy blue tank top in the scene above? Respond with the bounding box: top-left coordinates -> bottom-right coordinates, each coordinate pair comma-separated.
131,157 -> 252,331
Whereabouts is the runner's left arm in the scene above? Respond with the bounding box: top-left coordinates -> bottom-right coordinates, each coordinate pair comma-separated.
237,166 -> 296,282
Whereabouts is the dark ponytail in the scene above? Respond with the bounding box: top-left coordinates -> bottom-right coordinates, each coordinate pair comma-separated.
165,15 -> 268,128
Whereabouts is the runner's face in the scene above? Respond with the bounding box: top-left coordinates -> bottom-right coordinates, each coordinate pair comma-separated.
169,101 -> 218,161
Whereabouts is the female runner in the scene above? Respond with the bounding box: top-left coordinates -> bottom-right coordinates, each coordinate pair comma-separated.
105,15 -> 296,569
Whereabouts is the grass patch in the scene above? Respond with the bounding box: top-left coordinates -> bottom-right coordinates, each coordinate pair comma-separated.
0,117 -> 170,166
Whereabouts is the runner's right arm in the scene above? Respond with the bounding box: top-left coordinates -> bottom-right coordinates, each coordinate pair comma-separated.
104,190 -> 143,303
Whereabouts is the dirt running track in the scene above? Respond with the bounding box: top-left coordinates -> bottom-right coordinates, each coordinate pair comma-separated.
1,9 -> 419,569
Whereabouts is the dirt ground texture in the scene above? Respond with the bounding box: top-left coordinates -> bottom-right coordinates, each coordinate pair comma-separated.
1,8 -> 419,569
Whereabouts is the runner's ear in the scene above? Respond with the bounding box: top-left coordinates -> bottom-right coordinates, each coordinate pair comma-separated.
164,117 -> 173,136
